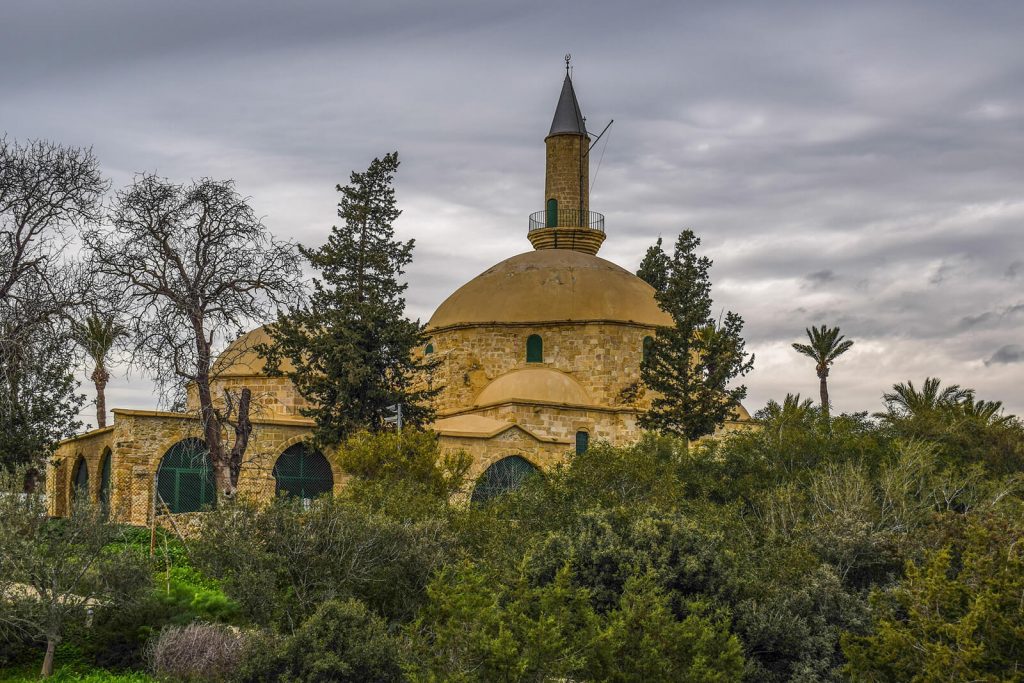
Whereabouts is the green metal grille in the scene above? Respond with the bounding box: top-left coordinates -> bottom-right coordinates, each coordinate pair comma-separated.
471,455 -> 538,504
71,457 -> 89,501
157,438 -> 216,514
99,449 -> 112,517
526,334 -> 543,363
274,443 -> 334,501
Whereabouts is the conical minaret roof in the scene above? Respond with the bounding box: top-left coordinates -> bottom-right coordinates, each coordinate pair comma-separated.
548,73 -> 587,137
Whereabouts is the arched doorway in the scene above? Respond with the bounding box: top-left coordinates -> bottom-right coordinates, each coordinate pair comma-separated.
99,448 -> 112,518
156,438 -> 216,514
70,456 -> 89,503
470,455 -> 539,504
273,443 -> 334,502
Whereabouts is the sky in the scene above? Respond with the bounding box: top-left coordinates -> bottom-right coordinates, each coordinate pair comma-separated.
2,0 -> 1022,424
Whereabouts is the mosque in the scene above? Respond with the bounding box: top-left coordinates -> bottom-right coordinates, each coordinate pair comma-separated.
47,68 -> 750,523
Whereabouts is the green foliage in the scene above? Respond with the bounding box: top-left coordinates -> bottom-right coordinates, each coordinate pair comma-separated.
237,599 -> 403,683
638,230 -> 753,440
338,429 -> 470,498
0,312 -> 84,469
262,152 -> 437,445
590,575 -> 744,683
191,495 -> 453,630
876,378 -> 1024,474
406,562 -> 743,682
0,471 -> 151,676
842,508 -> 1024,681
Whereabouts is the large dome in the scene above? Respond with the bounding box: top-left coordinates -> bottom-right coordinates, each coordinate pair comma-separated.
428,249 -> 672,329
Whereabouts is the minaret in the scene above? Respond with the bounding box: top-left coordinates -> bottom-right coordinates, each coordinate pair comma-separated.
528,58 -> 606,255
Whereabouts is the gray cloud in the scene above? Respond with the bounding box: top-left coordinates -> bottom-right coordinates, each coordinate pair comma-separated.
3,0 -> 1023,419
986,345 -> 1024,366
803,270 -> 837,288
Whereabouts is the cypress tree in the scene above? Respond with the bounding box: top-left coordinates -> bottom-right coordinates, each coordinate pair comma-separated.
636,236 -> 671,294
263,152 -> 436,445
637,230 -> 753,440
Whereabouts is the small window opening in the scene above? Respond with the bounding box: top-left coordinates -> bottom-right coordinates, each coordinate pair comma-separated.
526,334 -> 543,363
425,343 -> 434,355
642,336 -> 655,363
575,431 -> 590,455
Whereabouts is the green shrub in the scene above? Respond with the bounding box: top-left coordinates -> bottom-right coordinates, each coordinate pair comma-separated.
236,599 -> 403,683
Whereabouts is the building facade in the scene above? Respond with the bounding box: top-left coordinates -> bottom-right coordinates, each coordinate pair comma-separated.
47,70 -> 749,523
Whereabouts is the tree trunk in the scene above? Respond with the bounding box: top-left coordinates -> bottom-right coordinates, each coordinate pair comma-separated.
817,365 -> 830,417
193,325 -> 230,499
227,388 -> 252,489
91,365 -> 109,429
41,637 -> 56,677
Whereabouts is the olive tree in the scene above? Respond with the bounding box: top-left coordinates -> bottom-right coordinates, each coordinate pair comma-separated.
85,175 -> 303,498
0,467 -> 150,677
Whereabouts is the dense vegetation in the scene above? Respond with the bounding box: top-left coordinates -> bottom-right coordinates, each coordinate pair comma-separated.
4,382 -> 1019,681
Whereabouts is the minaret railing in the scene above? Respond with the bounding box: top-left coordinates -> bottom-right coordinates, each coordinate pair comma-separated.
528,209 -> 605,233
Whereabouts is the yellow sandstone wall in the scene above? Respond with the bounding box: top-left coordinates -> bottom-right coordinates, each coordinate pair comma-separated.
424,322 -> 656,415
48,409 -> 332,526
545,133 -> 589,216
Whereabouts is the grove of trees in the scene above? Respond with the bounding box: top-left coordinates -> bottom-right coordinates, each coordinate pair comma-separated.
2,135 -> 1022,681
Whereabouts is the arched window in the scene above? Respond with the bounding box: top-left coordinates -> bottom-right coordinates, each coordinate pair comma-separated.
471,455 -> 539,504
642,335 -> 654,363
156,438 -> 216,514
575,430 -> 590,455
99,448 -> 112,518
546,198 -> 558,227
71,456 -> 89,502
425,343 -> 434,355
526,334 -> 543,363
273,443 -> 334,502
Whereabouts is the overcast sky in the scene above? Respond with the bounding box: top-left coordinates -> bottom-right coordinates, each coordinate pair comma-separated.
3,0 -> 1022,424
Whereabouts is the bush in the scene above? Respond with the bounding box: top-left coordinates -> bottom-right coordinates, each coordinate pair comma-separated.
146,623 -> 244,682
235,599 -> 403,683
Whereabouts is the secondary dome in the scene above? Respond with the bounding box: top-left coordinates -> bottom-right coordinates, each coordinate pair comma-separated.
475,368 -> 594,407
212,326 -> 294,377
428,249 -> 672,329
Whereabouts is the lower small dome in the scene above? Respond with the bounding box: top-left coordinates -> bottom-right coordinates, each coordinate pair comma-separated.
475,367 -> 593,407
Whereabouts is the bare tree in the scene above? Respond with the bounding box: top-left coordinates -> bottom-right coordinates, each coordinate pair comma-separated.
85,174 -> 303,498
0,136 -> 106,307
0,137 -> 104,470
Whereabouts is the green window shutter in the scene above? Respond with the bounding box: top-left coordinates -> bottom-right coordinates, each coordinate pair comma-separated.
99,449 -> 112,517
471,455 -> 539,504
642,335 -> 654,363
575,431 -> 589,455
274,443 -> 334,502
526,334 -> 543,363
156,438 -> 216,514
546,198 -> 558,227
425,343 -> 434,354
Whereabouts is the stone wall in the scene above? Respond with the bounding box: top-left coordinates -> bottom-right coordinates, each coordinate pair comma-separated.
186,374 -> 310,420
424,321 -> 657,415
48,409 -> 334,526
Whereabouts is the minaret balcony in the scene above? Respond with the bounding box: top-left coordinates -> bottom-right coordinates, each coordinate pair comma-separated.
528,208 -> 605,233
527,209 -> 606,255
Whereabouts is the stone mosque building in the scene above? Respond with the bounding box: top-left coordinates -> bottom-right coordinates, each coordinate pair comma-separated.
47,69 -> 750,524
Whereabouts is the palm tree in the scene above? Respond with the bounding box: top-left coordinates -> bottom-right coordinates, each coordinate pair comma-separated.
878,377 -> 971,420
791,325 -> 854,416
71,313 -> 126,429
959,396 -> 1014,427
